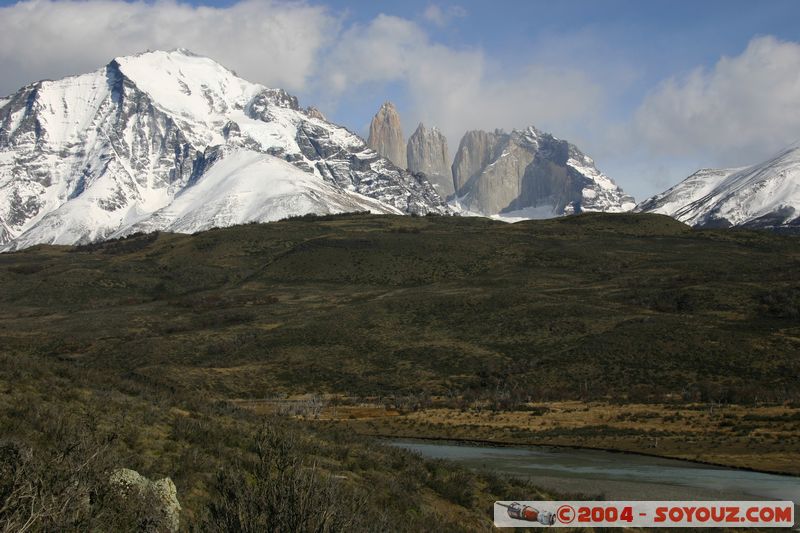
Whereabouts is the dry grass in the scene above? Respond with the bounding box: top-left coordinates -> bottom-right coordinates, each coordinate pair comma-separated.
311,400 -> 800,475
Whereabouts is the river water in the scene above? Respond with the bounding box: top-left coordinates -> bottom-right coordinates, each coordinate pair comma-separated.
391,440 -> 800,503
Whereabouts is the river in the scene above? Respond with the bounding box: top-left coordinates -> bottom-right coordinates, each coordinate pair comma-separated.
391,439 -> 800,504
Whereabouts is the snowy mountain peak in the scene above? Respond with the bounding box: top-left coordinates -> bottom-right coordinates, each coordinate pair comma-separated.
112,50 -> 260,129
522,125 -> 543,140
637,143 -> 800,229
113,49 -> 240,86
0,50 -> 448,251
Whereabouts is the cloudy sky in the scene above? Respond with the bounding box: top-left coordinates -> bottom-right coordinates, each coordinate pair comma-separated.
0,0 -> 799,199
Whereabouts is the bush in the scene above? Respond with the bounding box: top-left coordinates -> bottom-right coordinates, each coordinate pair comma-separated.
202,425 -> 367,532
758,287 -> 800,318
426,463 -> 476,508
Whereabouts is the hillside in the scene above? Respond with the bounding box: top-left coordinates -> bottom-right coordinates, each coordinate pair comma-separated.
2,212 -> 798,403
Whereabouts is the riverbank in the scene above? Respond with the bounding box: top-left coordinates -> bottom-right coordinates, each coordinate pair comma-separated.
272,400 -> 800,476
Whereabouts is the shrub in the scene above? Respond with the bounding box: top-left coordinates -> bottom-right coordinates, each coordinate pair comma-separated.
202,425 -> 366,532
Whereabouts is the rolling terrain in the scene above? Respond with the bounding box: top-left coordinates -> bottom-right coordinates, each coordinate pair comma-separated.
2,212 -> 797,402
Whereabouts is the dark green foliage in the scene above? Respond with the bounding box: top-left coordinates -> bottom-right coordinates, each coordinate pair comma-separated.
72,231 -> 161,255
426,463 -> 476,508
1,213 -> 798,404
758,287 -> 800,318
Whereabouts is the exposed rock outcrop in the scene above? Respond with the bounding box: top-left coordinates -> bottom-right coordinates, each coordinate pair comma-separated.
108,468 -> 181,532
451,127 -> 634,217
304,106 -> 326,121
452,130 -> 503,196
367,102 -> 406,168
407,123 -> 454,197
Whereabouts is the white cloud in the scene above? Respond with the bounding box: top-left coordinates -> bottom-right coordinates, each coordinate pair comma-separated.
422,4 -> 466,28
0,0 -> 336,96
0,1 -> 621,192
320,14 -> 604,153
0,1 -> 609,156
5,2 -> 800,203
634,36 -> 800,166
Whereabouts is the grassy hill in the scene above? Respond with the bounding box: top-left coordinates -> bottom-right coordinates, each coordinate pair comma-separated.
2,212 -> 797,404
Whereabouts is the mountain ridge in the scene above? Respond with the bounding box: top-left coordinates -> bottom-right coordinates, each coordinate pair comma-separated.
637,142 -> 800,229
0,49 -> 448,251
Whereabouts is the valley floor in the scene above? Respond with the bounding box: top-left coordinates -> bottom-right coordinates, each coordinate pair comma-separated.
235,398 -> 800,476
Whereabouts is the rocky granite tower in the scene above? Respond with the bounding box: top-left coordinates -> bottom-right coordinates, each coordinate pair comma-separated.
451,127 -> 634,217
367,102 -> 406,168
452,130 -> 503,198
407,123 -> 454,197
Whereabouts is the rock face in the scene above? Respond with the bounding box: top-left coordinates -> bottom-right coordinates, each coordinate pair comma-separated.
0,50 -> 448,251
367,102 -> 407,169
451,127 -> 635,217
108,469 -> 181,532
636,143 -> 800,229
304,106 -> 326,121
407,123 -> 454,197
451,130 -> 501,196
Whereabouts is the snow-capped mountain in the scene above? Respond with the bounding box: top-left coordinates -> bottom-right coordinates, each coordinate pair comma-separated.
451,127 -> 635,219
637,143 -> 800,229
635,167 -> 745,219
0,49 -> 448,251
